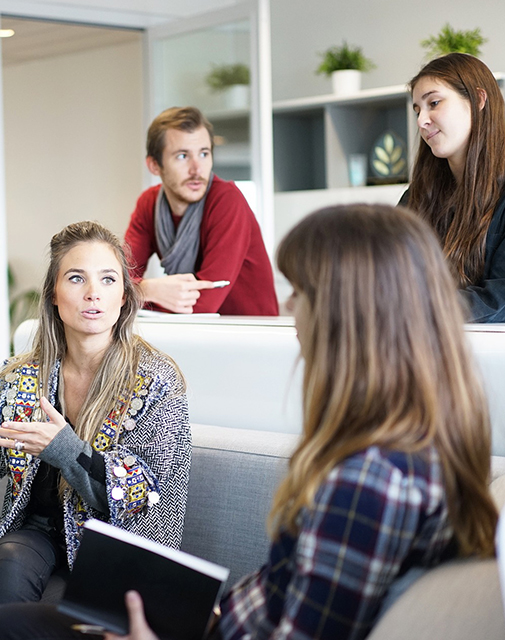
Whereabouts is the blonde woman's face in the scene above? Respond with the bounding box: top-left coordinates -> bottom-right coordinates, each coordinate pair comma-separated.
53,241 -> 125,344
286,287 -> 311,358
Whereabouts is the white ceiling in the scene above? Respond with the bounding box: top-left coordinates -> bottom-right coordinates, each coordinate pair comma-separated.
0,0 -> 250,65
0,16 -> 142,65
0,0 -> 244,28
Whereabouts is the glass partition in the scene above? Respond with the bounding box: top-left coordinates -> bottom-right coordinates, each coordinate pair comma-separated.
152,19 -> 252,182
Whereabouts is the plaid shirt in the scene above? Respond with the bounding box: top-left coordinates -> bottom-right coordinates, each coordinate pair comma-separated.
219,445 -> 454,640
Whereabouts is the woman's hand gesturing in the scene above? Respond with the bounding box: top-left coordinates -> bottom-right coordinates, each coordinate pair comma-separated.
0,396 -> 67,456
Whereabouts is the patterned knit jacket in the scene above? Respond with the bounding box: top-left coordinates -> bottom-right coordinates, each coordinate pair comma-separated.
0,343 -> 191,568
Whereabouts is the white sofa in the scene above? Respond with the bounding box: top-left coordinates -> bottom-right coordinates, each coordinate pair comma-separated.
14,316 -> 303,434
9,317 -> 505,632
13,317 -> 505,450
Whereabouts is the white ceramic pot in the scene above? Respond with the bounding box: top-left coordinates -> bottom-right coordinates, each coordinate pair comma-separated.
331,69 -> 362,96
224,84 -> 250,110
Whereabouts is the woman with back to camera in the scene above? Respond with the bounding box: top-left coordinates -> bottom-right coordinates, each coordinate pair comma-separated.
0,204 -> 497,639
401,52 -> 505,322
0,221 -> 191,604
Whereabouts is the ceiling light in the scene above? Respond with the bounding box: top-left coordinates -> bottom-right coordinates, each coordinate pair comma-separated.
0,29 -> 15,38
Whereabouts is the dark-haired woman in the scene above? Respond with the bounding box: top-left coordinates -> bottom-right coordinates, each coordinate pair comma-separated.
0,221 -> 191,604
402,52 -> 505,322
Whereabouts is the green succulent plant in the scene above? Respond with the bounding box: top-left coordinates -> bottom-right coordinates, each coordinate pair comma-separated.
205,63 -> 250,92
316,41 -> 376,75
421,24 -> 487,59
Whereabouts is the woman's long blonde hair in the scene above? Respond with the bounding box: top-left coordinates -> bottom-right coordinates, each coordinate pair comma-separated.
5,220 -> 184,458
271,204 -> 497,557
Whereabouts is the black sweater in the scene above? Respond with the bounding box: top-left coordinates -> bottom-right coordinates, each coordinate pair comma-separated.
400,188 -> 505,323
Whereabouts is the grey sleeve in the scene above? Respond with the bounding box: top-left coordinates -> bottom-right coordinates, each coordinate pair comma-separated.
38,423 -> 108,514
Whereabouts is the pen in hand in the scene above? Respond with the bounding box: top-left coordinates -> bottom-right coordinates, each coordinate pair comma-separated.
212,280 -> 230,289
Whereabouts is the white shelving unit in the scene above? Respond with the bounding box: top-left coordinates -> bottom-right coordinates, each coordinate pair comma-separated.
273,84 -> 410,111
272,84 -> 417,192
204,75 -> 505,271
204,84 -> 419,191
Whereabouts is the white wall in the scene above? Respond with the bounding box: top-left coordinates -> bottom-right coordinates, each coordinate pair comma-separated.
273,184 -> 407,305
270,0 -> 505,101
153,24 -> 250,115
4,39 -> 144,296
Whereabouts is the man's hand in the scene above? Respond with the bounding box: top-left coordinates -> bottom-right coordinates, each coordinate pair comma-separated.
0,396 -> 66,456
140,274 -> 214,314
104,591 -> 159,640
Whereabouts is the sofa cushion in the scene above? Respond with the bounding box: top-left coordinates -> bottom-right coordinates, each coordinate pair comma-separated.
367,558 -> 505,640
180,424 -> 299,588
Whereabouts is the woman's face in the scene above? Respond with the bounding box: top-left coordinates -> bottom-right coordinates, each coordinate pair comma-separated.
412,76 -> 472,178
53,241 -> 125,344
286,287 -> 312,358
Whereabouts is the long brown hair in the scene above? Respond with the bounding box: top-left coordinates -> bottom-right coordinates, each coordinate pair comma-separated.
408,53 -> 505,286
272,204 -> 497,557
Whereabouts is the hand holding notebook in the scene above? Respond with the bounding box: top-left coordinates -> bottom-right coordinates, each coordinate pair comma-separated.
58,519 -> 229,640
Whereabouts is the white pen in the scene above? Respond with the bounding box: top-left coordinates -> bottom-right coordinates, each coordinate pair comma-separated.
71,625 -> 106,635
212,280 -> 231,288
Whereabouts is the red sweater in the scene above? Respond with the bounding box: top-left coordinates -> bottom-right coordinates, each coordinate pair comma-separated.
125,177 -> 279,315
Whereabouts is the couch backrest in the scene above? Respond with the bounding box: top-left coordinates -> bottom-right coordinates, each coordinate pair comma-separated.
14,317 -> 304,434
15,319 -> 505,449
465,325 -> 505,456
181,424 -> 299,588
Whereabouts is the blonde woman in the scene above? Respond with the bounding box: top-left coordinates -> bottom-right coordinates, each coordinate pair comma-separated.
0,205 -> 497,640
0,221 -> 190,604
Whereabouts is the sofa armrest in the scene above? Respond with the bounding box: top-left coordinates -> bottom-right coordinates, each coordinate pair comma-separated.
368,558 -> 505,640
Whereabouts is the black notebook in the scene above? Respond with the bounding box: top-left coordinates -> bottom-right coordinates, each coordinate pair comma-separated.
57,519 -> 230,640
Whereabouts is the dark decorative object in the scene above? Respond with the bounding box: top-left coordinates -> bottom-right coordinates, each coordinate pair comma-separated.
369,131 -> 408,184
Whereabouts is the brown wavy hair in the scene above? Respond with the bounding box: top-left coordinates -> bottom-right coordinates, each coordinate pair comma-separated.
271,204 -> 497,557
408,53 -> 505,286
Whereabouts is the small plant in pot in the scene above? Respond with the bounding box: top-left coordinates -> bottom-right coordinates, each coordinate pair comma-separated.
205,63 -> 250,109
316,41 -> 375,96
421,24 -> 487,59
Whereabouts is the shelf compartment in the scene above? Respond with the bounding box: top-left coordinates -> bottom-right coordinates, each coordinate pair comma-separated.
326,100 -> 409,188
273,85 -> 415,192
273,109 -> 326,192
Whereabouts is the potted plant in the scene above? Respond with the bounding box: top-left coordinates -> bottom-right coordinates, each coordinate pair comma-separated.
205,63 -> 250,109
316,41 -> 375,96
421,24 -> 487,59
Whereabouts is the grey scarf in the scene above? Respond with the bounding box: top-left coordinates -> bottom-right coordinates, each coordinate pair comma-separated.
154,173 -> 214,275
